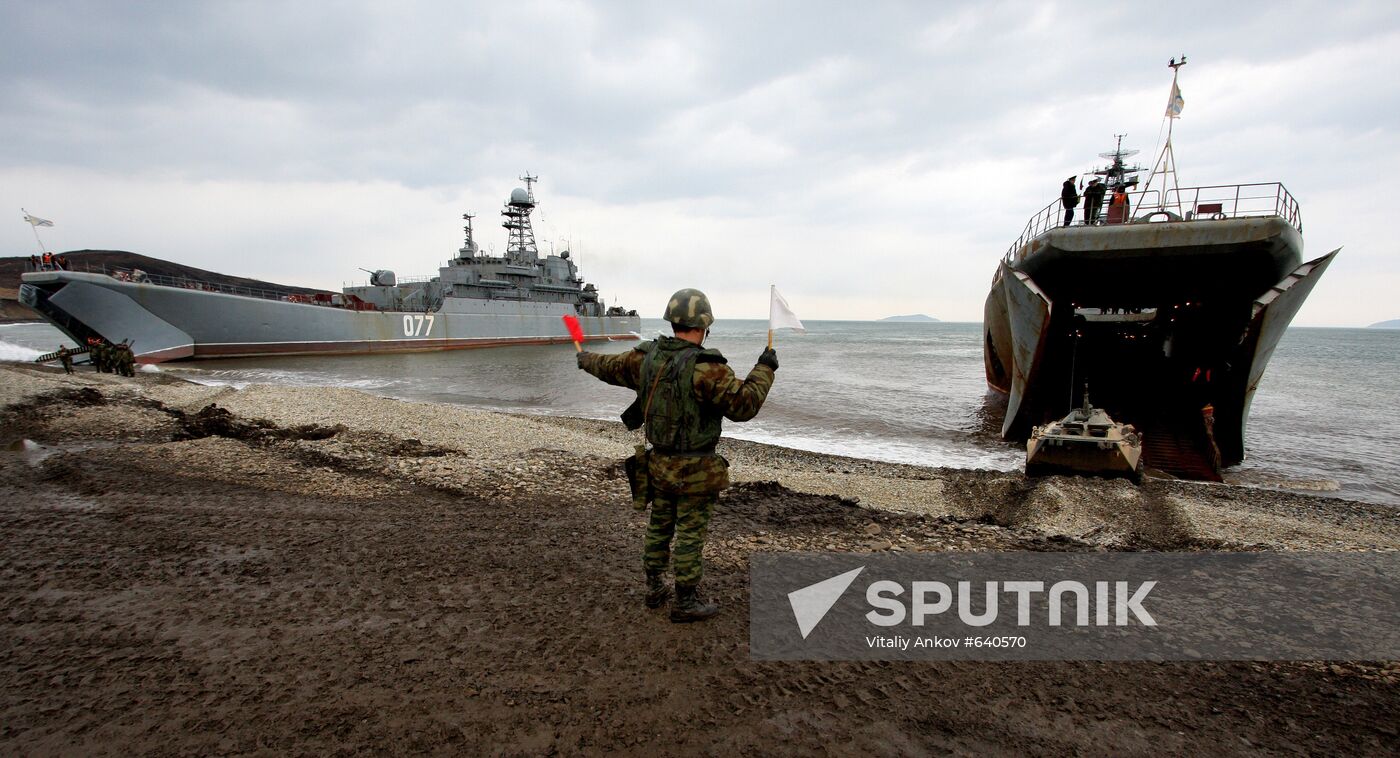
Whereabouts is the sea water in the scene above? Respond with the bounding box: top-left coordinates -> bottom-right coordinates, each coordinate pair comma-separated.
3,319 -> 1396,506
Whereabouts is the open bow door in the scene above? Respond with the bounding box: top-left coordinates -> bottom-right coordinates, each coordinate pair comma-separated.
999,263 -> 1054,439
1236,248 -> 1340,451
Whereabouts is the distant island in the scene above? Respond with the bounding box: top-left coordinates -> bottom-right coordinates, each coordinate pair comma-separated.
1368,319 -> 1400,329
879,314 -> 940,323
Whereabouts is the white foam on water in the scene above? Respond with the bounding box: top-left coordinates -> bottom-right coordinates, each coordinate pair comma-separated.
169,366 -> 400,392
1273,479 -> 1343,493
727,427 -> 1022,472
177,375 -> 251,389
139,364 -> 162,373
0,340 -> 44,362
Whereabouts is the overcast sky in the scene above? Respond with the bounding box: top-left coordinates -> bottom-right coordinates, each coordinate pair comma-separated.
2,1 -> 1396,325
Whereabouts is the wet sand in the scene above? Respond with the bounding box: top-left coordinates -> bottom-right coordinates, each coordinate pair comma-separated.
1,363 -> 1397,755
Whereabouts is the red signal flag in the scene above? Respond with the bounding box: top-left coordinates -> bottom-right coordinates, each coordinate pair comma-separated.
562,315 -> 584,352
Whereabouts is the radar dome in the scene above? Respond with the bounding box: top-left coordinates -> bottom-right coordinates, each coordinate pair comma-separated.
509,187 -> 531,205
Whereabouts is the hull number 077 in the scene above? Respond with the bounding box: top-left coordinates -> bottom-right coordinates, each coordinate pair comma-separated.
402,314 -> 436,337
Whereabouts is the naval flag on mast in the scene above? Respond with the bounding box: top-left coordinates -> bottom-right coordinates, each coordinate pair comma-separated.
1165,80 -> 1185,118
21,208 -> 55,254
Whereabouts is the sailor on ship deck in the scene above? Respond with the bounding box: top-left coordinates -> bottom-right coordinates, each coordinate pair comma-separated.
1084,179 -> 1106,225
1107,186 -> 1130,224
1061,176 -> 1079,226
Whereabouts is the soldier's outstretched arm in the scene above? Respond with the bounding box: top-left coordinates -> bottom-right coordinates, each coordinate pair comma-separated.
578,350 -> 645,391
694,361 -> 775,422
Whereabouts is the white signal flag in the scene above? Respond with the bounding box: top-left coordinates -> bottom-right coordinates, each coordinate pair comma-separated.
769,285 -> 805,333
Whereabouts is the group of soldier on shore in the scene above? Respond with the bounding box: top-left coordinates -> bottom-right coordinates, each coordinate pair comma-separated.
53,339 -> 136,377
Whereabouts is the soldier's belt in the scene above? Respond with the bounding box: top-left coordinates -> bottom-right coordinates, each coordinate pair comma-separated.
649,446 -> 718,457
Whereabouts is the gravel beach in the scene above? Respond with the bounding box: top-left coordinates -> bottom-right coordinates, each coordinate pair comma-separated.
2,362 -> 1397,754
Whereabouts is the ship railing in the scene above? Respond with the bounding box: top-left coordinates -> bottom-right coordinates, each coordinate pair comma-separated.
343,273 -> 438,287
1004,182 -> 1303,264
94,265 -> 329,304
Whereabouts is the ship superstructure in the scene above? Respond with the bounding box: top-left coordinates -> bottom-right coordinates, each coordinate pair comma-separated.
342,175 -> 618,318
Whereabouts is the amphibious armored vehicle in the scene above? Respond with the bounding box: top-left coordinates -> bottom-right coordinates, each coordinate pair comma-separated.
1025,390 -> 1144,483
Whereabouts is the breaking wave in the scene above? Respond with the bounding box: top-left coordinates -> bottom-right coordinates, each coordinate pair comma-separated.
0,340 -> 44,363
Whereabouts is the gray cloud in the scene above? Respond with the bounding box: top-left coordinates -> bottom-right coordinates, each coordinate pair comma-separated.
2,0 -> 1398,324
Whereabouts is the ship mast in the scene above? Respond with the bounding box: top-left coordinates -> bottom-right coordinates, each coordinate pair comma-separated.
458,212 -> 478,259
501,173 -> 539,263
1086,134 -> 1144,211
1142,56 -> 1187,214
1095,134 -> 1142,192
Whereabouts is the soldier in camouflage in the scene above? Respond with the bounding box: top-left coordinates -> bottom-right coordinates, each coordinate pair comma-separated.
116,343 -> 135,377
577,288 -> 777,622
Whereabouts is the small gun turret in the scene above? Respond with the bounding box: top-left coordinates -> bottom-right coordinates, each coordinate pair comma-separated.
359,268 -> 397,287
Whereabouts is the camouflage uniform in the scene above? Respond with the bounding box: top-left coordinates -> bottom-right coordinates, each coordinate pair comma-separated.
57,347 -> 73,375
117,345 -> 135,376
581,339 -> 773,582
578,289 -> 776,620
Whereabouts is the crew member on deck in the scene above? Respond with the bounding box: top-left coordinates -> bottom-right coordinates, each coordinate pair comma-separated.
1107,186 -> 1130,224
1061,176 -> 1079,226
1084,179 -> 1106,225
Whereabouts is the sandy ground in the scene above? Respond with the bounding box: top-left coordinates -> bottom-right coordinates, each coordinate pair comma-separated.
1,363 -> 1397,755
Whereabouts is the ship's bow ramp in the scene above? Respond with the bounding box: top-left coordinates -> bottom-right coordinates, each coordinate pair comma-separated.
22,275 -> 194,361
985,265 -> 1052,439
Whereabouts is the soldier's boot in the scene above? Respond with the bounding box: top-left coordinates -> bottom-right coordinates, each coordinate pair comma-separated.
669,584 -> 719,623
644,570 -> 672,609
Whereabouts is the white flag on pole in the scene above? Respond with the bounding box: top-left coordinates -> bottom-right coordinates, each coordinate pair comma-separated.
1165,81 -> 1184,118
769,285 -> 805,333
23,211 -> 54,228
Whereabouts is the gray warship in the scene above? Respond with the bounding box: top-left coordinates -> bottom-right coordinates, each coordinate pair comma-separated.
984,60 -> 1337,480
20,176 -> 641,362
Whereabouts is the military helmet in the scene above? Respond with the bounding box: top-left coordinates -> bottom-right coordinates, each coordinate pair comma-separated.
663,288 -> 714,329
